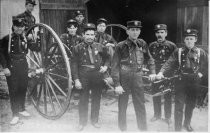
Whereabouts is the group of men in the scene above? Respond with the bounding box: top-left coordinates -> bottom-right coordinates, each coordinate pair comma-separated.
0,0 -> 208,132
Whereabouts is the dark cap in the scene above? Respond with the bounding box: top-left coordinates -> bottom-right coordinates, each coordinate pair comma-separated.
154,24 -> 167,31
97,18 -> 108,25
184,29 -> 198,37
67,19 -> 78,28
84,23 -> 96,31
127,20 -> 142,28
26,0 -> 36,5
12,16 -> 25,27
75,10 -> 84,17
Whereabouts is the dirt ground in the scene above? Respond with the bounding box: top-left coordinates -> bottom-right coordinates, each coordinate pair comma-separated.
0,76 -> 209,132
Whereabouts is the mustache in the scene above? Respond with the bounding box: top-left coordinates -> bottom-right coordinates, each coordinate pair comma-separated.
86,38 -> 94,41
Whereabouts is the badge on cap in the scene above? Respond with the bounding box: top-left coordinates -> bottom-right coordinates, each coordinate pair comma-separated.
18,19 -> 22,22
87,24 -> 91,27
134,21 -> 138,26
157,25 -> 160,28
187,29 -> 191,33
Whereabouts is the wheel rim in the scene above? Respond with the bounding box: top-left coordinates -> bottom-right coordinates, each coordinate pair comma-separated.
26,23 -> 72,119
106,24 -> 127,42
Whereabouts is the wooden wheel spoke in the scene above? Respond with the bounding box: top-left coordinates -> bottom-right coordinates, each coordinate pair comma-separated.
40,29 -> 47,64
43,82 -> 47,114
26,55 -> 40,68
32,51 -> 42,65
29,82 -> 38,96
36,84 -> 43,108
46,78 -> 64,111
45,79 -> 56,115
47,75 -> 67,97
46,60 -> 63,70
47,72 -> 68,80
30,29 -> 37,41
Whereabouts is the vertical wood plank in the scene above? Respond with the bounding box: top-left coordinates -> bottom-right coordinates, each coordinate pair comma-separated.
176,5 -> 208,49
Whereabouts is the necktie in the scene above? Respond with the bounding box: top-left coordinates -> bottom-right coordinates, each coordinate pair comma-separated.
99,34 -> 103,44
133,40 -> 142,65
18,36 -> 22,52
88,45 -> 94,64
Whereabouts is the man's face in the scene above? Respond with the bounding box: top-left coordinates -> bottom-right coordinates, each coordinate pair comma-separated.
25,3 -> 35,12
184,36 -> 197,49
13,25 -> 25,35
155,29 -> 167,42
97,23 -> 106,33
83,30 -> 95,43
67,25 -> 77,36
75,15 -> 84,24
127,28 -> 141,40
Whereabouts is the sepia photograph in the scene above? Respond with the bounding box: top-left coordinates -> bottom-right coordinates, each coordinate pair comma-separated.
0,0 -> 209,132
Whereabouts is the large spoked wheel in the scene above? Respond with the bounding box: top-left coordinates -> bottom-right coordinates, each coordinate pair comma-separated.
25,23 -> 72,119
106,24 -> 127,42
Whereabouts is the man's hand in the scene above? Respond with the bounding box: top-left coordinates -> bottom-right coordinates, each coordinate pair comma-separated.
149,74 -> 156,81
156,72 -> 164,80
197,72 -> 203,78
75,79 -> 82,90
115,86 -> 125,95
27,33 -> 33,40
99,66 -> 108,73
3,68 -> 11,77
105,43 -> 115,47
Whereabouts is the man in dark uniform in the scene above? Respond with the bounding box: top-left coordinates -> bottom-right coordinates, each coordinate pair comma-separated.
0,16 -> 39,125
17,0 -> 37,105
156,29 -> 208,131
111,20 -> 156,131
95,18 -> 117,89
72,23 -> 110,131
75,10 -> 85,36
95,18 -> 116,47
95,18 -> 116,58
17,0 -> 36,31
60,19 -> 83,101
60,19 -> 83,56
149,24 -> 177,124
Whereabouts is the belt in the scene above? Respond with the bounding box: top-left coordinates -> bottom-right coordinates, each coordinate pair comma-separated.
121,65 -> 143,72
10,53 -> 26,60
181,72 -> 196,76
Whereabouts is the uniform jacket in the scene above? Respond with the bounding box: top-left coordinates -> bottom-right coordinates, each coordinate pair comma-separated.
0,33 -> 39,68
95,31 -> 116,46
60,33 -> 83,56
72,41 -> 110,80
76,23 -> 85,36
111,38 -> 156,87
160,46 -> 208,77
149,40 -> 177,71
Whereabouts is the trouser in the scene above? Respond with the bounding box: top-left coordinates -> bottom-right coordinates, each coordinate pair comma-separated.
6,58 -> 28,116
78,69 -> 104,126
152,83 -> 172,119
118,70 -> 147,131
174,77 -> 198,131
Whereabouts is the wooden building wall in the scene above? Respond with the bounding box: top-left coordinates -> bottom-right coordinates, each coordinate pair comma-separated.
177,0 -> 208,50
0,0 -> 40,38
39,0 -> 87,36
